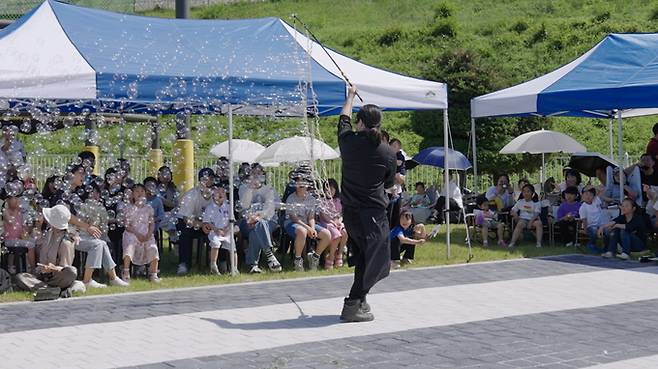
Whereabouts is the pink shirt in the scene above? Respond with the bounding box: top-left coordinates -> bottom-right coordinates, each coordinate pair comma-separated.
3,209 -> 23,240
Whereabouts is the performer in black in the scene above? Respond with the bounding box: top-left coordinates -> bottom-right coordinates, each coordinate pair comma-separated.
338,86 -> 396,322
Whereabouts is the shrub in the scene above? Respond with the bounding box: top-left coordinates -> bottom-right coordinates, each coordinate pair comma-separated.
430,21 -> 457,38
434,3 -> 453,19
510,20 -> 529,34
650,7 -> 658,21
592,11 -> 610,24
378,28 -> 403,46
527,23 -> 548,46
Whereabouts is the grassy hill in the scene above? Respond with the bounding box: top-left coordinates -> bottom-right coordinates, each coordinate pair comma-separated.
24,0 -> 658,176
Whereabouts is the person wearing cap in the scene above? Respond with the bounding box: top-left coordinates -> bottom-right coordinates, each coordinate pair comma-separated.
175,167 -> 215,275
555,186 -> 582,247
337,85 -> 396,323
50,163 -> 129,289
28,205 -> 79,291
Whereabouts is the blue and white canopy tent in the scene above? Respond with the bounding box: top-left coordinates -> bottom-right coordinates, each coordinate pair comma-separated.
470,33 -> 658,202
0,1 -> 458,251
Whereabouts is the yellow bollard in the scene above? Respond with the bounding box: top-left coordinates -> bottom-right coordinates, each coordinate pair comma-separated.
148,148 -> 163,178
82,145 -> 100,176
172,139 -> 194,192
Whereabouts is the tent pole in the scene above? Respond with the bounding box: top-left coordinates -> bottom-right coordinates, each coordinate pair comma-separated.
541,152 -> 545,195
617,110 -> 624,204
608,117 -> 614,160
471,117 -> 478,192
228,104 -> 237,275
443,109 -> 451,258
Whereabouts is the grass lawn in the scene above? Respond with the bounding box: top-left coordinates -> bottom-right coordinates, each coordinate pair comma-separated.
0,224 -> 578,303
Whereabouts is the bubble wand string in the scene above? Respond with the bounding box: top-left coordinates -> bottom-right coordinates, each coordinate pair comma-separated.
291,14 -> 363,103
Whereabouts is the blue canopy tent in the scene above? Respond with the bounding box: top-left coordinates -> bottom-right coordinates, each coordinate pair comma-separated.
470,33 -> 658,201
0,1 -> 458,251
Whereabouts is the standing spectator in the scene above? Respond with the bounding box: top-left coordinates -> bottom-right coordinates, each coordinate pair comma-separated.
238,168 -> 282,274
555,186 -> 581,247
387,138 -> 406,228
175,168 -> 214,275
122,184 -> 160,283
284,175 -> 331,272
645,123 -> 658,169
202,186 -> 236,276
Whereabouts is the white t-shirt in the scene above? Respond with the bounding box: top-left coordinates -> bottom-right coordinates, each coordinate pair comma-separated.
176,187 -> 212,219
202,201 -> 231,246
579,198 -> 609,227
512,199 -> 541,221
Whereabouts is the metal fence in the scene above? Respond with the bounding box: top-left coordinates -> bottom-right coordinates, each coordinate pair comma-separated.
0,0 -> 258,20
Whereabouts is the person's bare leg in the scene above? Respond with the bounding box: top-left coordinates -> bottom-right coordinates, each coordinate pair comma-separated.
481,226 -> 489,244
27,248 -> 36,270
149,259 -> 159,274
315,229 -> 331,254
209,248 -> 219,265
497,223 -> 505,242
83,267 -> 94,283
107,268 -> 119,280
294,227 -> 308,257
534,220 -> 543,246
510,220 -> 525,245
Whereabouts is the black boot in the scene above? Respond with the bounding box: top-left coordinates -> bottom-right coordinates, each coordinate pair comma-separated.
340,298 -> 374,322
361,296 -> 371,313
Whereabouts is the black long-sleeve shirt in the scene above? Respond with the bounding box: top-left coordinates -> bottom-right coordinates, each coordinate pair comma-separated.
612,213 -> 647,244
338,114 -> 396,210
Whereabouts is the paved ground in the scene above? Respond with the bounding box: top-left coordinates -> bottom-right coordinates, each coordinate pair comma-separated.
3,254 -> 658,369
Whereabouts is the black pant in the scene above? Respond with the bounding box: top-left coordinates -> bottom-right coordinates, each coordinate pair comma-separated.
344,207 -> 390,300
390,238 -> 415,261
435,197 -> 461,223
558,219 -> 578,244
387,196 -> 402,229
108,227 -> 124,262
176,219 -> 206,267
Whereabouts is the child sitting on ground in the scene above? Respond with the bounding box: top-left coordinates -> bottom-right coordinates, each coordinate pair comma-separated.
3,194 -> 36,273
475,195 -> 506,247
389,210 -> 427,269
122,184 -> 160,283
202,185 -> 238,276
508,184 -> 543,248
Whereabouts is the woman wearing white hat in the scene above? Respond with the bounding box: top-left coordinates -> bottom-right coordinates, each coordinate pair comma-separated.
49,164 -> 128,289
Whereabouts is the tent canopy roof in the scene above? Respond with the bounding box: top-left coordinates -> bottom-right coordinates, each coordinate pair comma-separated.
471,33 -> 658,119
0,0 -> 447,116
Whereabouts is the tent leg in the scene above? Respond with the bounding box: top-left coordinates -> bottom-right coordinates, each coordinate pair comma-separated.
443,109 -> 451,258
463,206 -> 473,262
471,117 -> 478,192
228,105 -> 237,276
541,152 -> 545,195
617,110 -> 624,204
608,117 -> 614,160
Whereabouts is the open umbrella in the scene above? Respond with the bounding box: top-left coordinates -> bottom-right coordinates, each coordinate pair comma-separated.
411,146 -> 472,170
209,139 -> 265,163
256,136 -> 339,164
500,129 -> 586,185
568,152 -> 618,178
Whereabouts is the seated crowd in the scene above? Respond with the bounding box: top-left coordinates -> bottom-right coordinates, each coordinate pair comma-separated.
473,151 -> 658,260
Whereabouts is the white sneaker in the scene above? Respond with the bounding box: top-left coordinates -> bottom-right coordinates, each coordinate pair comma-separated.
84,279 -> 107,289
565,242 -> 574,247
209,263 -> 221,275
294,257 -> 304,272
536,243 -> 542,248
109,277 -> 129,287
249,265 -> 262,274
176,263 -> 188,275
149,273 -> 161,283
601,251 -> 613,258
616,252 -> 629,260
507,242 -> 515,248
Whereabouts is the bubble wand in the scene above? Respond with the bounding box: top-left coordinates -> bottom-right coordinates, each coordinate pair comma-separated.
291,14 -> 364,103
